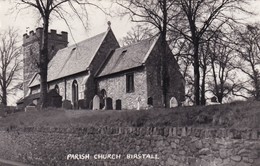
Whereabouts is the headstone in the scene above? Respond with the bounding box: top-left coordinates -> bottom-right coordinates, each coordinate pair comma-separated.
106,97 -> 113,110
137,97 -> 141,110
32,99 -> 38,106
89,100 -> 93,109
170,97 -> 178,108
62,100 -> 72,109
47,89 -> 62,108
116,99 -> 122,110
78,99 -> 87,109
25,105 -> 37,112
93,95 -> 100,110
148,97 -> 153,106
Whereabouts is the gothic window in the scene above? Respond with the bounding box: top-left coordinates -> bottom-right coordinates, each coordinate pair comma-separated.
72,80 -> 79,109
126,73 -> 134,93
116,99 -> 122,110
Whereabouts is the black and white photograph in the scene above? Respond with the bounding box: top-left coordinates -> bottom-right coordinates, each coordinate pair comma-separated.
0,0 -> 259,165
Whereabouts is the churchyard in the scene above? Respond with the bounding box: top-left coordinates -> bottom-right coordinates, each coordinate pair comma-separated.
1,100 -> 259,129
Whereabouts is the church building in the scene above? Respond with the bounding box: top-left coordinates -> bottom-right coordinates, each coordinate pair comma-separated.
21,23 -> 185,110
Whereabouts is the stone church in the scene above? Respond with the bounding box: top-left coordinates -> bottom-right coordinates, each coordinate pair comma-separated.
21,24 -> 185,110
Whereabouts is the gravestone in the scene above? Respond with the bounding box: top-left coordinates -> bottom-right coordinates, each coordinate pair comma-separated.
116,99 -> 122,110
89,100 -> 93,109
25,105 -> 37,112
170,97 -> 178,108
137,97 -> 141,110
106,97 -> 113,110
47,89 -> 62,108
78,99 -> 87,109
93,95 -> 100,110
148,97 -> 153,106
62,100 -> 72,109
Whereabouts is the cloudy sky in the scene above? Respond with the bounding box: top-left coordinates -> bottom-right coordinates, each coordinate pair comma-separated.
0,0 -> 134,45
0,0 -> 259,44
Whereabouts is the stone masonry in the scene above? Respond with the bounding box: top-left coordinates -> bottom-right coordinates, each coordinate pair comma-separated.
98,69 -> 148,109
0,127 -> 258,166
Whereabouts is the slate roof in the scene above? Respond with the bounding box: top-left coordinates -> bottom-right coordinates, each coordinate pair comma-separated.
48,31 -> 107,81
97,35 -> 159,77
29,30 -> 108,87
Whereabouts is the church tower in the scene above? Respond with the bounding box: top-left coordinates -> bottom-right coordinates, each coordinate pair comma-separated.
22,28 -> 68,96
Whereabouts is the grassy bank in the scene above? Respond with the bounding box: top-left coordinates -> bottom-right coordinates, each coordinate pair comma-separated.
0,100 -> 259,129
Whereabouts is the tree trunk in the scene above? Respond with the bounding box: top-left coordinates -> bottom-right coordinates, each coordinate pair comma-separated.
200,66 -> 206,105
2,85 -> 7,106
161,37 -> 169,108
39,18 -> 49,108
193,42 -> 200,105
161,0 -> 168,108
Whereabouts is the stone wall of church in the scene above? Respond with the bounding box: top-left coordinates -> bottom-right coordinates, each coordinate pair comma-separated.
145,38 -> 185,108
48,72 -> 88,101
98,69 -> 148,110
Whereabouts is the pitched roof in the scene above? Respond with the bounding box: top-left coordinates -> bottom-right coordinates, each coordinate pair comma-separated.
97,35 -> 159,77
29,30 -> 109,87
48,31 -> 108,81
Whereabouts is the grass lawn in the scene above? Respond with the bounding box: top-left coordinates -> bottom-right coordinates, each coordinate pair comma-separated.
0,100 -> 259,129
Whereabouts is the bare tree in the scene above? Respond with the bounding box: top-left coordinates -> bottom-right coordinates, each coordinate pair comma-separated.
170,0 -> 250,105
121,24 -> 155,46
206,31 -> 239,103
235,24 -> 260,100
199,39 -> 211,105
0,28 -> 22,106
16,0 -> 102,108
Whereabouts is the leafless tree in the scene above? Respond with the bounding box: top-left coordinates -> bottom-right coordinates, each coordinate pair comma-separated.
234,24 -> 260,100
206,31 -> 239,103
16,0 -> 103,108
169,0 -> 251,105
121,24 -> 155,46
199,39 -> 211,105
0,28 -> 22,106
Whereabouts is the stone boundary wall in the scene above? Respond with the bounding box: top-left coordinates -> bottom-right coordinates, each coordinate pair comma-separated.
0,127 -> 259,166
3,126 -> 259,140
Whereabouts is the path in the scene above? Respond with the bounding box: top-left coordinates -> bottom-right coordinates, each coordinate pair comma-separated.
0,158 -> 32,166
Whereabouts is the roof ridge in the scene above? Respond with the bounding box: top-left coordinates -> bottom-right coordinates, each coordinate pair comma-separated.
67,31 -> 107,48
119,35 -> 158,50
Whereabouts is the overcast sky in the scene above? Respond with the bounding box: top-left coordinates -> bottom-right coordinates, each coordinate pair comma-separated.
0,0 -> 134,45
1,0 -> 260,45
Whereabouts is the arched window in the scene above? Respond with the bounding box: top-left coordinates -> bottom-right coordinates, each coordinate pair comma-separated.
72,80 -> 79,109
54,84 -> 59,94
116,99 -> 122,110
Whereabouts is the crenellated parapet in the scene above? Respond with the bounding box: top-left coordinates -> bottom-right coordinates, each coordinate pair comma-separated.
23,27 -> 68,46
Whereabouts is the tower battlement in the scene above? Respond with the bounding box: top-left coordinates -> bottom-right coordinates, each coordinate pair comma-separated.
23,27 -> 68,46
